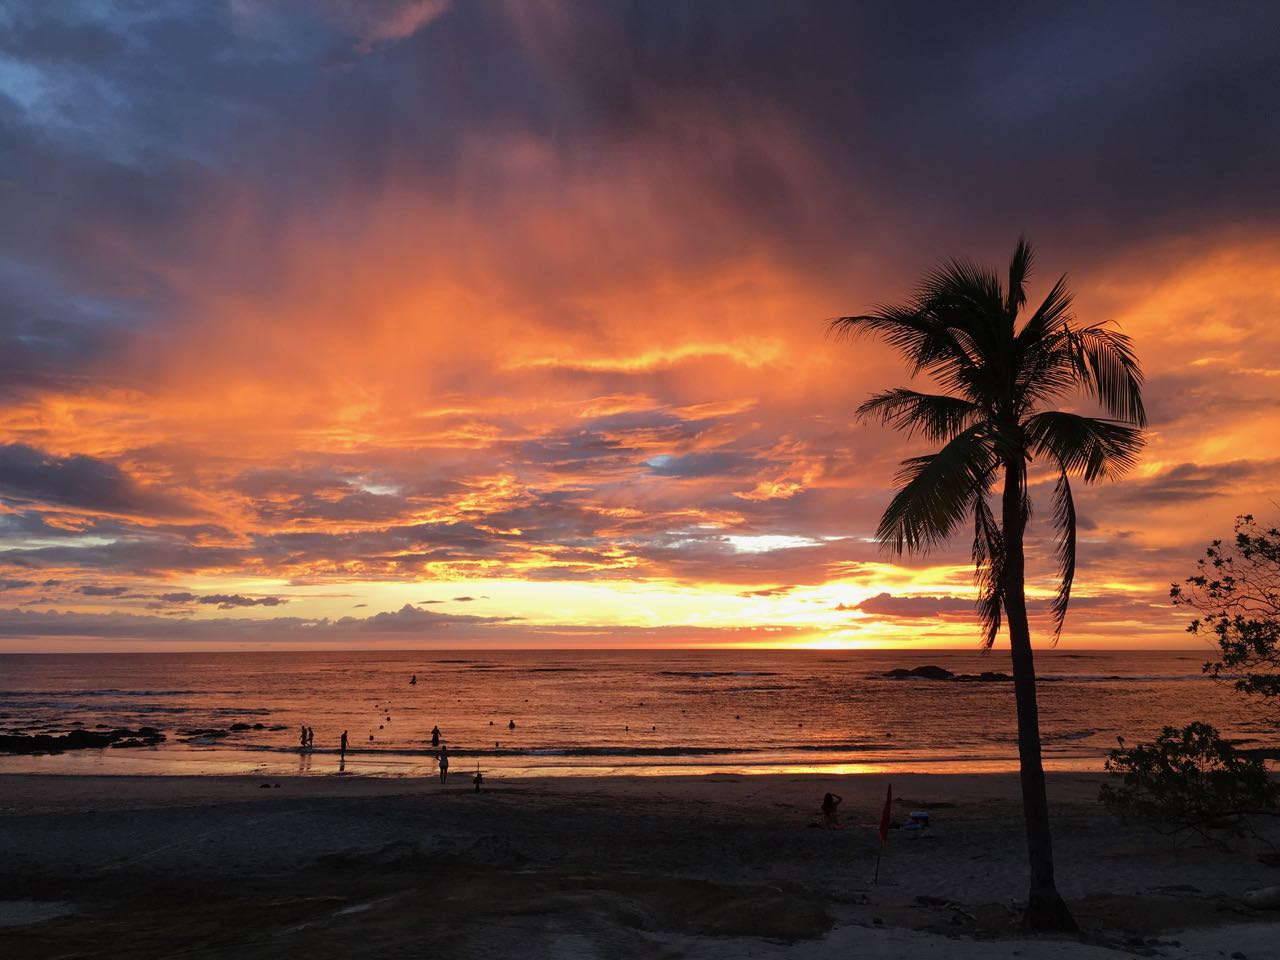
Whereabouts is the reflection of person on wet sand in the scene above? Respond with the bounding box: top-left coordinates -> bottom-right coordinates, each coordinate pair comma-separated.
438,744 -> 449,784
821,792 -> 842,828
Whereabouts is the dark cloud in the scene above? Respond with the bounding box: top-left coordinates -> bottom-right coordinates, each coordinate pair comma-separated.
0,578 -> 35,590
1111,460 -> 1279,506
198,594 -> 286,609
0,444 -> 189,516
853,592 -> 975,620
76,584 -> 130,597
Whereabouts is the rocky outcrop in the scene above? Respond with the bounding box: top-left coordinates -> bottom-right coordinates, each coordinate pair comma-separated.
0,727 -> 166,754
884,665 -> 954,680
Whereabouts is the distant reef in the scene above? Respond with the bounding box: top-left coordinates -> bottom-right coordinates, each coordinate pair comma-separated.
0,727 -> 166,754
882,665 -> 1013,682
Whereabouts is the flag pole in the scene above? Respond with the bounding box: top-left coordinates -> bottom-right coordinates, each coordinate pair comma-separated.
873,781 -> 892,884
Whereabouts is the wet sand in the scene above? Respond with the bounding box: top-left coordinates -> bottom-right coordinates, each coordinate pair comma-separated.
2,772 -> 1278,958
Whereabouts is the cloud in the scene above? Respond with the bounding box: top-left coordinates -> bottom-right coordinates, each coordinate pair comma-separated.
76,584 -> 130,597
0,444 -> 190,517
852,592 -> 976,620
0,3 -> 1277,648
197,594 -> 287,609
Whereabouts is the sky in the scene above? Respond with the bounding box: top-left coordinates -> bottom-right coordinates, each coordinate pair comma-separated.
1,0 -> 1278,651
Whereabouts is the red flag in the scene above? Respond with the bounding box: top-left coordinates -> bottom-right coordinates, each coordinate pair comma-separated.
878,782 -> 892,844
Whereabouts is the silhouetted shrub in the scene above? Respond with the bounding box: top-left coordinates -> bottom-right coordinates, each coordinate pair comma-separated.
1100,721 -> 1277,843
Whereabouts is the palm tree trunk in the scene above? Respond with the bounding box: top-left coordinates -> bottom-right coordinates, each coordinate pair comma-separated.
1002,461 -> 1078,932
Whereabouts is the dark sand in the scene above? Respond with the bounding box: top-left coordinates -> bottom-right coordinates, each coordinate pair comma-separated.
1,772 -> 1278,958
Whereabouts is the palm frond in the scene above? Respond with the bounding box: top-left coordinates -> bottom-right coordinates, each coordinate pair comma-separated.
1066,324 -> 1147,426
1024,411 -> 1144,482
1048,470 -> 1076,643
856,389 -> 982,443
827,307 -> 981,382
972,492 -> 1005,648
878,426 -> 997,554
1006,237 -> 1034,316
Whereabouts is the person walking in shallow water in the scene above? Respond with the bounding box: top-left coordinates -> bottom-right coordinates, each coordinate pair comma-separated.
438,743 -> 449,784
299,725 -> 307,750
431,725 -> 440,747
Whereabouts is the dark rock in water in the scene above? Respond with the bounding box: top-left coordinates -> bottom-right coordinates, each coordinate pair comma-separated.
884,665 -> 954,681
267,724 -> 287,731
883,665 -> 1013,682
0,727 -> 165,754
229,722 -> 252,731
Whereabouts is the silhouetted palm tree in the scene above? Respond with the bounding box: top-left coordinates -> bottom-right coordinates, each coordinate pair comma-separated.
831,239 -> 1145,931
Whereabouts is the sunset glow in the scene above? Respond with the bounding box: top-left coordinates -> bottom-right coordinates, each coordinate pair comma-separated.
2,3 -> 1277,651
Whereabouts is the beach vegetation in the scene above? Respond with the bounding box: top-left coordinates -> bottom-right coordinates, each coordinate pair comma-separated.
1172,515 -> 1280,725
1101,721 -> 1278,844
832,238 -> 1146,932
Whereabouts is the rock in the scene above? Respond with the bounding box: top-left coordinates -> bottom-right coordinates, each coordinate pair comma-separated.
179,728 -> 230,740
884,665 -> 954,681
229,722 -> 252,731
0,727 -> 165,754
1243,886 -> 1280,909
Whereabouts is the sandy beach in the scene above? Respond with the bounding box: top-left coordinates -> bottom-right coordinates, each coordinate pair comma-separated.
2,771 -> 1278,959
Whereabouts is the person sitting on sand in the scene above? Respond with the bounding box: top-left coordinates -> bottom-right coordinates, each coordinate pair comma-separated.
439,744 -> 449,784
821,792 -> 842,828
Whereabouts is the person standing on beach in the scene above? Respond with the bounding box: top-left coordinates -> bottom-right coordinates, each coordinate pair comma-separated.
305,727 -> 314,749
431,725 -> 440,747
821,792 -> 842,829
340,729 -> 349,760
299,725 -> 307,750
438,743 -> 449,784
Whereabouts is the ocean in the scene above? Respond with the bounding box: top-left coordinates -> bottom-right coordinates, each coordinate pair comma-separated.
0,648 -> 1273,778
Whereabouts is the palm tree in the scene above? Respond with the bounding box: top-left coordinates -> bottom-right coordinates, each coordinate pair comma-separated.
831,239 -> 1145,931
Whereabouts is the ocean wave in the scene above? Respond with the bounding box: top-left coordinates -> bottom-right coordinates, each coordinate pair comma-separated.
0,689 -> 197,698
656,671 -> 779,678
177,741 -> 904,759
1039,674 -> 1224,682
